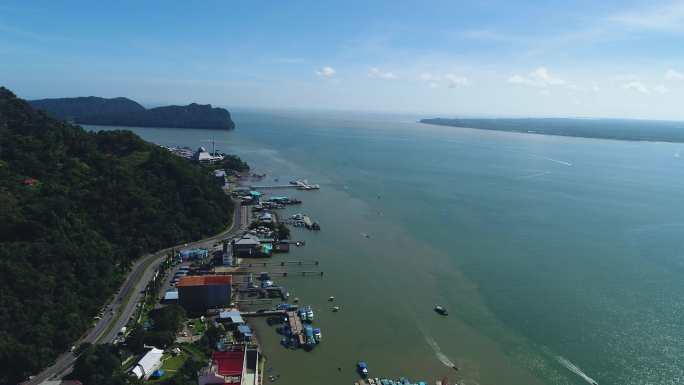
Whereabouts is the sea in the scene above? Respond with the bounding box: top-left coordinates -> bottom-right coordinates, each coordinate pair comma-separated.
86,109 -> 684,385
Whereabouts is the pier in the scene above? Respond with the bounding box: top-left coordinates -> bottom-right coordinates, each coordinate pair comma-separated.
241,309 -> 286,317
237,286 -> 289,300
286,310 -> 304,344
239,260 -> 319,268
250,185 -> 299,190
236,271 -> 324,277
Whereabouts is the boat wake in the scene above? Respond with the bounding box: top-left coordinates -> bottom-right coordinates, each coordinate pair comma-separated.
531,155 -> 573,166
557,356 -> 598,385
424,334 -> 456,368
517,171 -> 551,179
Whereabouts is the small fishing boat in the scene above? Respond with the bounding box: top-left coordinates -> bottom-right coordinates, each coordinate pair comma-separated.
332,306 -> 340,312
306,306 -> 314,321
357,361 -> 369,376
314,328 -> 322,342
329,296 -> 335,301
303,325 -> 316,350
434,305 -> 449,316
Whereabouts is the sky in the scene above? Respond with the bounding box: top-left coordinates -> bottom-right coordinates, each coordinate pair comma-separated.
3,0 -> 684,119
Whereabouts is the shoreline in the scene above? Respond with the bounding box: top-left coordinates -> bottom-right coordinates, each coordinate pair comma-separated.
419,118 -> 684,144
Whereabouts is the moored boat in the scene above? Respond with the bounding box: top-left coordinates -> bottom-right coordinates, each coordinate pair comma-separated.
357,361 -> 369,377
434,305 -> 448,316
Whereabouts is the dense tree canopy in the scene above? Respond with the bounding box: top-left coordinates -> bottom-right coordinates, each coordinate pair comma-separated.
70,344 -> 139,385
0,87 -> 237,384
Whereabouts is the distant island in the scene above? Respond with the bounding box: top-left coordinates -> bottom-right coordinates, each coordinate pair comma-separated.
420,117 -> 684,143
29,96 -> 236,130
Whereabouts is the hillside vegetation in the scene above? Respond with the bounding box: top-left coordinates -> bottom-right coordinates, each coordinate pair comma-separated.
30,96 -> 236,130
0,87 -> 237,384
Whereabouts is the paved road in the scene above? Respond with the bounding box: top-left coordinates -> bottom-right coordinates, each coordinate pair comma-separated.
24,205 -> 246,385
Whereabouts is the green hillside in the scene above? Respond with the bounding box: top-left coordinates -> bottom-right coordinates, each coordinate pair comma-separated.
0,87 -> 237,384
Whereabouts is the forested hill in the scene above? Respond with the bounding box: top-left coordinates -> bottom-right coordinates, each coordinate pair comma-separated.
0,87 -> 236,384
30,96 -> 236,130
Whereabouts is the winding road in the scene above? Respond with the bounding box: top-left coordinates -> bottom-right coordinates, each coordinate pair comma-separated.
24,204 -> 246,385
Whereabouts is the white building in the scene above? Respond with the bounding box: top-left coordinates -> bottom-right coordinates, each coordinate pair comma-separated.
131,347 -> 164,380
194,147 -> 224,164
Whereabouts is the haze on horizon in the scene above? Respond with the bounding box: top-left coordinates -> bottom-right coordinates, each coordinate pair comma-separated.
3,1 -> 684,120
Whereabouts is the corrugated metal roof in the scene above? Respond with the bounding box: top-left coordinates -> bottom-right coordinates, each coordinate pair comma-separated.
219,310 -> 244,323
176,275 -> 232,287
131,347 -> 164,379
213,350 -> 244,376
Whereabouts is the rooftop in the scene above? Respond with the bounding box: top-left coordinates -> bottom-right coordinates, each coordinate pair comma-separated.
235,235 -> 260,246
131,347 -> 164,379
213,350 -> 244,377
164,290 -> 179,301
176,275 -> 232,287
219,310 -> 244,324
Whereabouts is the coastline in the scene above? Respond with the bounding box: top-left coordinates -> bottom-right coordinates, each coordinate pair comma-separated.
81,110 -> 684,385
419,118 -> 684,144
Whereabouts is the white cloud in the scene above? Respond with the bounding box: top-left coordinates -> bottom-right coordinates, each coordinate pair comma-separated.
610,2 -> 684,32
614,74 -> 639,81
315,66 -> 336,78
444,73 -> 469,88
419,72 -> 468,88
508,74 -> 527,84
419,72 -> 435,81
665,69 -> 684,81
622,81 -> 650,94
508,67 -> 567,88
654,84 -> 669,94
368,67 -> 397,79
591,84 -> 601,93
276,57 -> 305,64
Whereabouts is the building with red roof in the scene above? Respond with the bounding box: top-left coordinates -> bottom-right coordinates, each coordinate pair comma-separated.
198,348 -> 245,385
21,178 -> 38,186
197,345 -> 260,385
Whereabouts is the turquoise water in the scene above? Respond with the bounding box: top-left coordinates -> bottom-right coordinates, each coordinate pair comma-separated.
88,111 -> 684,385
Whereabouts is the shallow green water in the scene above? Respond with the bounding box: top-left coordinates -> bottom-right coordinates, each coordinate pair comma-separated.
88,110 -> 684,385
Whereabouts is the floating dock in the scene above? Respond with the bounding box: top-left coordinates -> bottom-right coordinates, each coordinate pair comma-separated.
286,310 -> 305,345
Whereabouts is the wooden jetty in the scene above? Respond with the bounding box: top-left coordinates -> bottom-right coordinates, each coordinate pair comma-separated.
241,309 -> 286,317
234,271 -> 324,278
286,310 -> 305,345
249,185 -> 299,189
237,286 -> 289,300
239,260 -> 320,268
234,298 -> 274,305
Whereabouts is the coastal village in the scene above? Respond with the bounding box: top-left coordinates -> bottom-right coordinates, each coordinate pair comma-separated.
66,145 -> 456,385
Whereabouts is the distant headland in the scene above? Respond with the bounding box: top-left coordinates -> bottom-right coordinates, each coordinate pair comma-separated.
420,117 -> 684,143
29,96 -> 235,130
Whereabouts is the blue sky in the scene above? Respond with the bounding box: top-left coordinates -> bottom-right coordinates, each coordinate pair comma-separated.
3,1 -> 684,119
